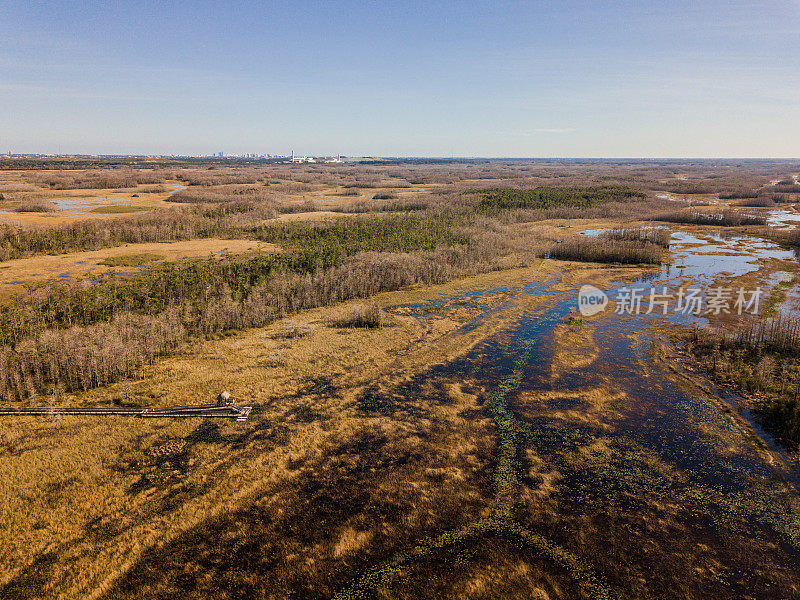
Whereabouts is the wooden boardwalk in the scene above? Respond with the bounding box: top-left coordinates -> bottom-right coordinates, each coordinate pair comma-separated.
0,401 -> 252,421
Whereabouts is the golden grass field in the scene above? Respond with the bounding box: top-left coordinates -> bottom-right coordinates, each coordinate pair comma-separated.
0,238 -> 276,297
0,259 -> 654,599
0,161 -> 798,599
0,169 -> 444,226
0,178 -> 186,226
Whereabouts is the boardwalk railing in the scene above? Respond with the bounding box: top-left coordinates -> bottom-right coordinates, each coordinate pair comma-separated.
0,402 -> 253,421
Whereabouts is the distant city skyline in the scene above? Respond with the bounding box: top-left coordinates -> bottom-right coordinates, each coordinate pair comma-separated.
1,1 -> 799,158
0,151 -> 340,160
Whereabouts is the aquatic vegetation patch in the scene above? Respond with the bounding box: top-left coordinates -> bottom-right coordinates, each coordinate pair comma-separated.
89,205 -> 150,214
99,252 -> 164,267
356,386 -> 396,414
335,337 -> 612,600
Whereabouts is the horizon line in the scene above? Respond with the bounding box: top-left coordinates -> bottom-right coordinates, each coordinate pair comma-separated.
2,154 -> 800,162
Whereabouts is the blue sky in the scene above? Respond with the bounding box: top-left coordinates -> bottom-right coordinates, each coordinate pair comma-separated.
1,0 -> 798,157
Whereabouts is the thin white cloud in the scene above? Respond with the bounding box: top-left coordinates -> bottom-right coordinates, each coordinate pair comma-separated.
510,128 -> 576,136
532,128 -> 575,133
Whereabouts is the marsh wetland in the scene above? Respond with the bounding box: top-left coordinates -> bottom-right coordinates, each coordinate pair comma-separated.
1,159 -> 799,599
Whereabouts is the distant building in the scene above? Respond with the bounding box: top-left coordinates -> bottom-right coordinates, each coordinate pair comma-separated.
289,150 -> 316,163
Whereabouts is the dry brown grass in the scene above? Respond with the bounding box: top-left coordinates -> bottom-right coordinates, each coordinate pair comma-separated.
26,169 -> 175,190
0,238 -> 270,297
541,237 -> 663,264
654,209 -> 767,227
332,302 -> 388,328
734,196 -> 777,208
601,226 -> 671,248
0,262 -> 575,600
13,199 -> 58,213
2,160 -> 799,599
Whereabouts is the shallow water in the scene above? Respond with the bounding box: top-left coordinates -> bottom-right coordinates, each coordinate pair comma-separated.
768,208 -> 800,229
48,184 -> 186,216
655,193 -> 678,201
380,228 -> 800,594
51,198 -> 103,214
661,231 -> 796,282
389,273 -> 800,595
581,229 -> 796,284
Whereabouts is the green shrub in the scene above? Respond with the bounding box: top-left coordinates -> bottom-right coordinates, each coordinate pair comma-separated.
479,186 -> 646,211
